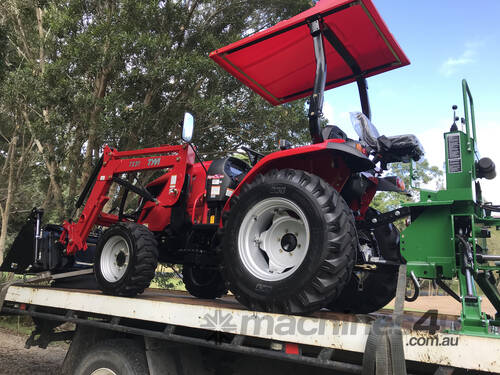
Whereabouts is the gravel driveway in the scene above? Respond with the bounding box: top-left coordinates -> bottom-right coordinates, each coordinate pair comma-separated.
0,327 -> 66,375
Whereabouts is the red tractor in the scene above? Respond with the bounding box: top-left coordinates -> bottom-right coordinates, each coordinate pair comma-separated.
2,0 -> 424,314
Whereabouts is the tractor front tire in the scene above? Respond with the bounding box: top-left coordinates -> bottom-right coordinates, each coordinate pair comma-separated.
95,222 -> 158,297
183,265 -> 227,299
219,169 -> 357,314
327,207 -> 400,314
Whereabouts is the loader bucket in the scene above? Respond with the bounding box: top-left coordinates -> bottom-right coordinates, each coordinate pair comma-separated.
0,209 -> 38,273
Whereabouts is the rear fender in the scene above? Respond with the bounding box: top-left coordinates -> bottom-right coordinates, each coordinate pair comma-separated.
222,139 -> 374,220
376,175 -> 411,196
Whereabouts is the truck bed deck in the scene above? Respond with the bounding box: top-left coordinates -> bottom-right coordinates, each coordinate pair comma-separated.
2,285 -> 499,373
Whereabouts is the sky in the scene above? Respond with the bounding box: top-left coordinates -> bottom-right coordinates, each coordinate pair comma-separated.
321,0 -> 500,200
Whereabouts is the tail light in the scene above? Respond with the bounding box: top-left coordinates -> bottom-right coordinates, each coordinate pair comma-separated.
355,143 -> 368,155
396,177 -> 406,191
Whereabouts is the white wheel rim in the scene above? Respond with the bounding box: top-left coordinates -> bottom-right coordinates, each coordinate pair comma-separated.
91,369 -> 117,375
100,235 -> 130,283
238,197 -> 310,281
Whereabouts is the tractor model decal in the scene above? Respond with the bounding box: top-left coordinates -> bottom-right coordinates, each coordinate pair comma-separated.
147,157 -> 161,167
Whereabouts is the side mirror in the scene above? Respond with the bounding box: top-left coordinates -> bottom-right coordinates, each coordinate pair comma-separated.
182,112 -> 194,142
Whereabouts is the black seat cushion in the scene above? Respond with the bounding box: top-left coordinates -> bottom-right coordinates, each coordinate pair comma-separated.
377,134 -> 424,163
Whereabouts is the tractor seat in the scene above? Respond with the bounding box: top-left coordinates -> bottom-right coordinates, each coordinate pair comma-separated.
376,134 -> 425,163
350,112 -> 424,164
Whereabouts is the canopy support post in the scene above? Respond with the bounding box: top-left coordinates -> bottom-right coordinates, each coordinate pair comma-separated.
322,23 -> 371,120
307,19 -> 326,144
357,77 -> 371,120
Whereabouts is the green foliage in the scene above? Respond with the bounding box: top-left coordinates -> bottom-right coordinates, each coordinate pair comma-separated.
152,265 -> 184,290
370,159 -> 444,213
0,315 -> 34,336
0,0 -> 447,257
0,0 -> 311,251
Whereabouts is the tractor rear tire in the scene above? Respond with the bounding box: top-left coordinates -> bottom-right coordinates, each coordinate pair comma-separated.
327,207 -> 400,314
183,265 -> 227,299
219,169 -> 357,314
95,222 -> 158,297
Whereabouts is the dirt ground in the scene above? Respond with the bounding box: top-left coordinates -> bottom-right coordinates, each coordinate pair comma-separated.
0,327 -> 66,375
387,295 -> 496,316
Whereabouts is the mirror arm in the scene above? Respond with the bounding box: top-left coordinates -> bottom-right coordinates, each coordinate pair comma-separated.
186,142 -> 208,175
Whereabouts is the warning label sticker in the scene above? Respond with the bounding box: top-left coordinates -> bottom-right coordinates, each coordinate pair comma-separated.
446,133 -> 462,173
210,186 -> 220,198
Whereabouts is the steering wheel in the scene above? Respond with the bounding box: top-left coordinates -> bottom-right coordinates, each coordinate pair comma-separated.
241,146 -> 265,166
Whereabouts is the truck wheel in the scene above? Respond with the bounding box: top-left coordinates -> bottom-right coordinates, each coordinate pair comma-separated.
219,169 -> 357,314
183,265 -> 228,299
95,222 -> 158,297
327,207 -> 400,314
73,339 -> 148,375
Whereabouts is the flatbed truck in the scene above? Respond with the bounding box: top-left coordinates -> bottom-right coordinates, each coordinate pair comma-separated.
1,273 -> 499,375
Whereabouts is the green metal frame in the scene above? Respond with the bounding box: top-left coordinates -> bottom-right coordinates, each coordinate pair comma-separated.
402,80 -> 500,337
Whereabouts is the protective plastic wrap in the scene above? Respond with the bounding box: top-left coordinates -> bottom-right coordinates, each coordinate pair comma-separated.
350,112 -> 379,150
350,112 -> 424,163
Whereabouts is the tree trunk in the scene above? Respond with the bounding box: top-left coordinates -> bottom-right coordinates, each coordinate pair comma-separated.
80,67 -> 111,185
21,111 -> 65,216
36,7 -> 45,74
41,181 -> 53,211
0,133 -> 19,261
66,135 -> 84,218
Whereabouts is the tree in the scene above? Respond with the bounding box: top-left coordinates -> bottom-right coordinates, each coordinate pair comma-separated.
370,159 -> 444,213
0,0 -> 312,257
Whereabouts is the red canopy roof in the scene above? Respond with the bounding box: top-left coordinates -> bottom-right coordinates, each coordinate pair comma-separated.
210,0 -> 409,106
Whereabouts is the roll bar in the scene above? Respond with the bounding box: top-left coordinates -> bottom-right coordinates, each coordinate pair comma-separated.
462,79 -> 476,152
307,17 -> 371,144
307,20 -> 327,144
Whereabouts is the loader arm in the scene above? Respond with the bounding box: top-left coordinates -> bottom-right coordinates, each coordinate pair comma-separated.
61,144 -> 194,255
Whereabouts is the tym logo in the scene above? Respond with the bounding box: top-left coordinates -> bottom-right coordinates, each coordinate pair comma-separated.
147,157 -> 161,167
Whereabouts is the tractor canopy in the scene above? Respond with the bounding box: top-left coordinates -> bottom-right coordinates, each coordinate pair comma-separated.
210,0 -> 409,106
